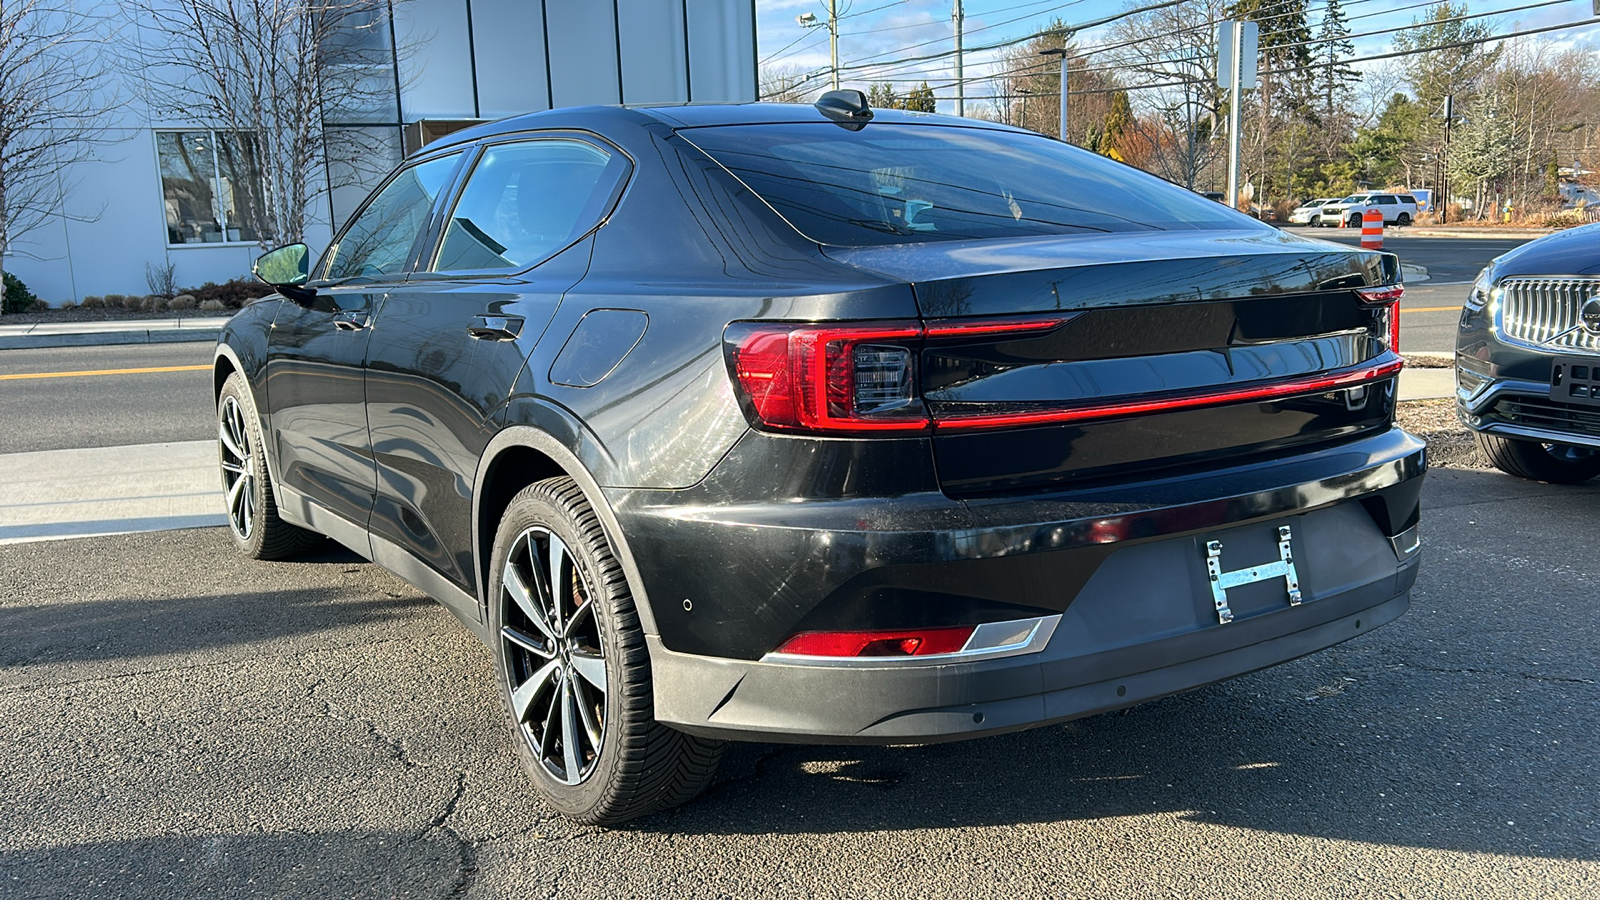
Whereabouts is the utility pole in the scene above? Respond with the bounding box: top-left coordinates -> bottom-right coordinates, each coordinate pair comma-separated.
829,0 -> 839,91
1217,21 -> 1258,212
1441,94 -> 1453,224
953,1 -> 964,117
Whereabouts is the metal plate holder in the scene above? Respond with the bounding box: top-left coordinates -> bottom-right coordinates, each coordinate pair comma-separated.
1204,525 -> 1303,624
1550,358 -> 1600,407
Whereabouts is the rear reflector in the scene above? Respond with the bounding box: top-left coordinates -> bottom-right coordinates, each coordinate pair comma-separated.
774,626 -> 975,658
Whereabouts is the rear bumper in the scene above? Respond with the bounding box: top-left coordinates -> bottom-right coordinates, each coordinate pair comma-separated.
638,428 -> 1425,743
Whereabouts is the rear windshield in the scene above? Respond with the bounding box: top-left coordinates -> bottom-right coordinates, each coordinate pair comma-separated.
678,122 -> 1244,246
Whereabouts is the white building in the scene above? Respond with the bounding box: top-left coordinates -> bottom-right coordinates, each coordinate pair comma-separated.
8,1 -> 756,304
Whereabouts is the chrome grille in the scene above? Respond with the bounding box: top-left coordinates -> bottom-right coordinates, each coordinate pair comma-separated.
1497,277 -> 1600,352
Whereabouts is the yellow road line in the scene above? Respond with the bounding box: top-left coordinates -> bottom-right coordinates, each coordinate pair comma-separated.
1401,306 -> 1460,314
0,364 -> 210,381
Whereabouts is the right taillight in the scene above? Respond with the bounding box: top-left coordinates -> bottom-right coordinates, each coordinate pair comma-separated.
1356,284 -> 1404,355
727,321 -> 929,434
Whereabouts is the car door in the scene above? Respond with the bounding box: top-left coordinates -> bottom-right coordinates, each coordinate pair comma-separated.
363,135 -> 630,602
265,151 -> 463,536
1375,195 -> 1398,223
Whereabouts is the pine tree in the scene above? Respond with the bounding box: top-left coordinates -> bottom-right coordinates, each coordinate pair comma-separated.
902,82 -> 936,113
1314,0 -> 1359,124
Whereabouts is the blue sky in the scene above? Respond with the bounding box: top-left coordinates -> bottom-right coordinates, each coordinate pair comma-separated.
756,0 -> 1600,112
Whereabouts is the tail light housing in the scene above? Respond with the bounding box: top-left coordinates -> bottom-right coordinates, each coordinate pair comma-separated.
1356,284 -> 1404,355
773,626 -> 975,658
726,321 -> 929,434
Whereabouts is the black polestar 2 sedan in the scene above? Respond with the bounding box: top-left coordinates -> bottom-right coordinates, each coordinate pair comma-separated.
1455,221 -> 1600,483
215,94 -> 1425,824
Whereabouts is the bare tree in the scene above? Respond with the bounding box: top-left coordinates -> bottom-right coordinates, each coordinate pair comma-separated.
760,65 -> 819,104
129,0 -> 401,248
0,0 -> 112,312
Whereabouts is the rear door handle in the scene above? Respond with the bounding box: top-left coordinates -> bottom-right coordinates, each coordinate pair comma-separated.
333,310 -> 370,331
468,315 -> 523,341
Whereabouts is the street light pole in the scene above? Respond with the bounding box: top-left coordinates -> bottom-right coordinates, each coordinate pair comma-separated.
953,0 -> 964,117
796,4 -> 840,92
1039,45 -> 1068,143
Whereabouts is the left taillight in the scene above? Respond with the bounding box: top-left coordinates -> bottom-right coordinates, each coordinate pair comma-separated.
726,321 -> 929,434
1356,284 -> 1404,355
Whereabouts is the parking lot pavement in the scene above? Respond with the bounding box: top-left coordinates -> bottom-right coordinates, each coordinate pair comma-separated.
2,469 -> 1596,899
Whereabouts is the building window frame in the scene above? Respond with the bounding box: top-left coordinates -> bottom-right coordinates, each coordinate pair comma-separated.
154,128 -> 265,248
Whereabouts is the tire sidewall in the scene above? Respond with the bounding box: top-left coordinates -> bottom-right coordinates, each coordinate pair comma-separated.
486,481 -> 635,820
218,374 -> 270,557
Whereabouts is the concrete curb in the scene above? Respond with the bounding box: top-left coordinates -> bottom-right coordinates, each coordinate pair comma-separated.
0,320 -> 226,350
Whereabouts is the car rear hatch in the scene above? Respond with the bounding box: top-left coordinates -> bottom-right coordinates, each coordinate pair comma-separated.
824,231 -> 1403,497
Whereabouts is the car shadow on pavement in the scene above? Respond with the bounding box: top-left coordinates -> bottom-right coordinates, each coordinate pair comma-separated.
0,829 -> 470,900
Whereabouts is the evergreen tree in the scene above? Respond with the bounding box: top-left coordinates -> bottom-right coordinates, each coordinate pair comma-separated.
1314,0 -> 1359,124
902,82 -> 936,113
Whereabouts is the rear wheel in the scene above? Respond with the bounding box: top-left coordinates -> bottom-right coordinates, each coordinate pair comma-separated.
488,477 -> 724,825
1397,212 -> 1412,226
217,372 -> 321,559
1475,432 -> 1600,484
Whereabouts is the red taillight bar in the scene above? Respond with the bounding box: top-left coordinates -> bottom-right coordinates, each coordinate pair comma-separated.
774,626 -> 975,658
933,357 -> 1405,432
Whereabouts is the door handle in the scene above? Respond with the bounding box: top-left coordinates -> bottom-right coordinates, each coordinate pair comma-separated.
333,310 -> 370,331
468,315 -> 523,341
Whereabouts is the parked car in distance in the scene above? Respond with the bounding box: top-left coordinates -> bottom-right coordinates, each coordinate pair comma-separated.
216,92 -> 1426,825
1456,221 -> 1600,483
1288,198 -> 1339,225
1319,193 -> 1419,228
1200,190 -> 1226,203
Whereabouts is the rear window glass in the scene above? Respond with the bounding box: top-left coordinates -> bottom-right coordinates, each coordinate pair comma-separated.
678,123 -> 1244,246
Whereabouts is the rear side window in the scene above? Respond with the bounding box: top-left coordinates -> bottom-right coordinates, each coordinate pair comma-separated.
1400,195 -> 1416,204
323,153 -> 461,280
434,139 -> 621,272
678,123 -> 1243,247
1377,196 -> 1397,205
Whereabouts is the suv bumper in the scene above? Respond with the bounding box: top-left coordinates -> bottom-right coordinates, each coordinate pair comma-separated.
637,428 -> 1426,743
1456,302 -> 1600,448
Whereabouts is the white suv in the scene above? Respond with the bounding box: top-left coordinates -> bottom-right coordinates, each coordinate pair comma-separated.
1318,193 -> 1419,227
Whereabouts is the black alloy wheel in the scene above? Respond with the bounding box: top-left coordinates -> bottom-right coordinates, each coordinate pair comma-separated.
1397,212 -> 1412,226
216,372 -> 320,559
1476,432 -> 1600,484
488,478 -> 724,825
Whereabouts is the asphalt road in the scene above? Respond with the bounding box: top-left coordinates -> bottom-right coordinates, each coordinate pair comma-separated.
0,343 -> 214,454
2,468 -> 1596,898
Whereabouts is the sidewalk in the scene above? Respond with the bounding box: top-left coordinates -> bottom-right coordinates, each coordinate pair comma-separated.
0,316 -> 229,350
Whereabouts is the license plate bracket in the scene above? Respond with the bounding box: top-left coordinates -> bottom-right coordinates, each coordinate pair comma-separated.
1550,358 -> 1600,407
1204,525 -> 1302,625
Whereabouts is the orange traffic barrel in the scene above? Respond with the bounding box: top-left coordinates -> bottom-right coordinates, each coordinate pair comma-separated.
1360,208 -> 1384,249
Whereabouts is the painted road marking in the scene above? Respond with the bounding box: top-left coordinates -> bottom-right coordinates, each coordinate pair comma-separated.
0,364 -> 210,381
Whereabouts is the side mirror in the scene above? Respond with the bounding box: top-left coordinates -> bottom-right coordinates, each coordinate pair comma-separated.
253,243 -> 315,305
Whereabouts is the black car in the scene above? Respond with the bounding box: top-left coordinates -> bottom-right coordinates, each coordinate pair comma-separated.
216,95 -> 1425,825
1456,222 -> 1600,483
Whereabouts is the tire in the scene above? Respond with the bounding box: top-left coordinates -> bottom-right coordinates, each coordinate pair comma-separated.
217,372 -> 322,559
1349,214 -> 1363,228
488,477 -> 724,825
1397,212 -> 1412,226
1475,432 -> 1600,484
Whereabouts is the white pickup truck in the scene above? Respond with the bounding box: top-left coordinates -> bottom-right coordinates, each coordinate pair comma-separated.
1317,193 -> 1420,227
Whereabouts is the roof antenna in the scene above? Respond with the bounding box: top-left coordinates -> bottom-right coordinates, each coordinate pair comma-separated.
814,89 -> 873,130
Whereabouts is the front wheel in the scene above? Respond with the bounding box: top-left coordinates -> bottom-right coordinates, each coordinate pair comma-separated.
1349,214 -> 1363,228
1475,432 -> 1600,484
488,477 -> 724,825
217,372 -> 321,559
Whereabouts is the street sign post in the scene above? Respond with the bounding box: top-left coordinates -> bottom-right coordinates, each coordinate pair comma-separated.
1216,21 -> 1259,212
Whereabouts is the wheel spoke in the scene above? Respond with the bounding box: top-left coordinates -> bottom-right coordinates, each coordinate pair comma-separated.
560,676 -> 582,781
501,625 -> 554,658
563,598 -> 593,638
503,561 -> 557,644
547,534 -> 570,633
568,650 -> 606,694
241,478 -> 254,534
572,676 -> 603,749
509,658 -> 560,723
220,459 -> 247,476
227,473 -> 248,528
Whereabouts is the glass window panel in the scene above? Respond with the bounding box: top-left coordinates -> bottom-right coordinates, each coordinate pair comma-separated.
158,131 -> 221,244
215,132 -> 265,243
323,153 -> 460,280
325,126 -> 405,230
681,124 -> 1250,247
435,140 -> 613,272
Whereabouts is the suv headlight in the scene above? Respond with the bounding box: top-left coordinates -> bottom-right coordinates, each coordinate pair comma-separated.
1466,267 -> 1501,311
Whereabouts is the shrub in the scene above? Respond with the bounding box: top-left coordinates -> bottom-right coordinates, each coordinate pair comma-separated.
3,271 -> 38,314
58,301 -> 78,311
101,293 -> 127,308
80,295 -> 104,308
178,277 -> 275,310
197,298 -> 227,312
168,294 -> 197,310
144,260 -> 177,298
